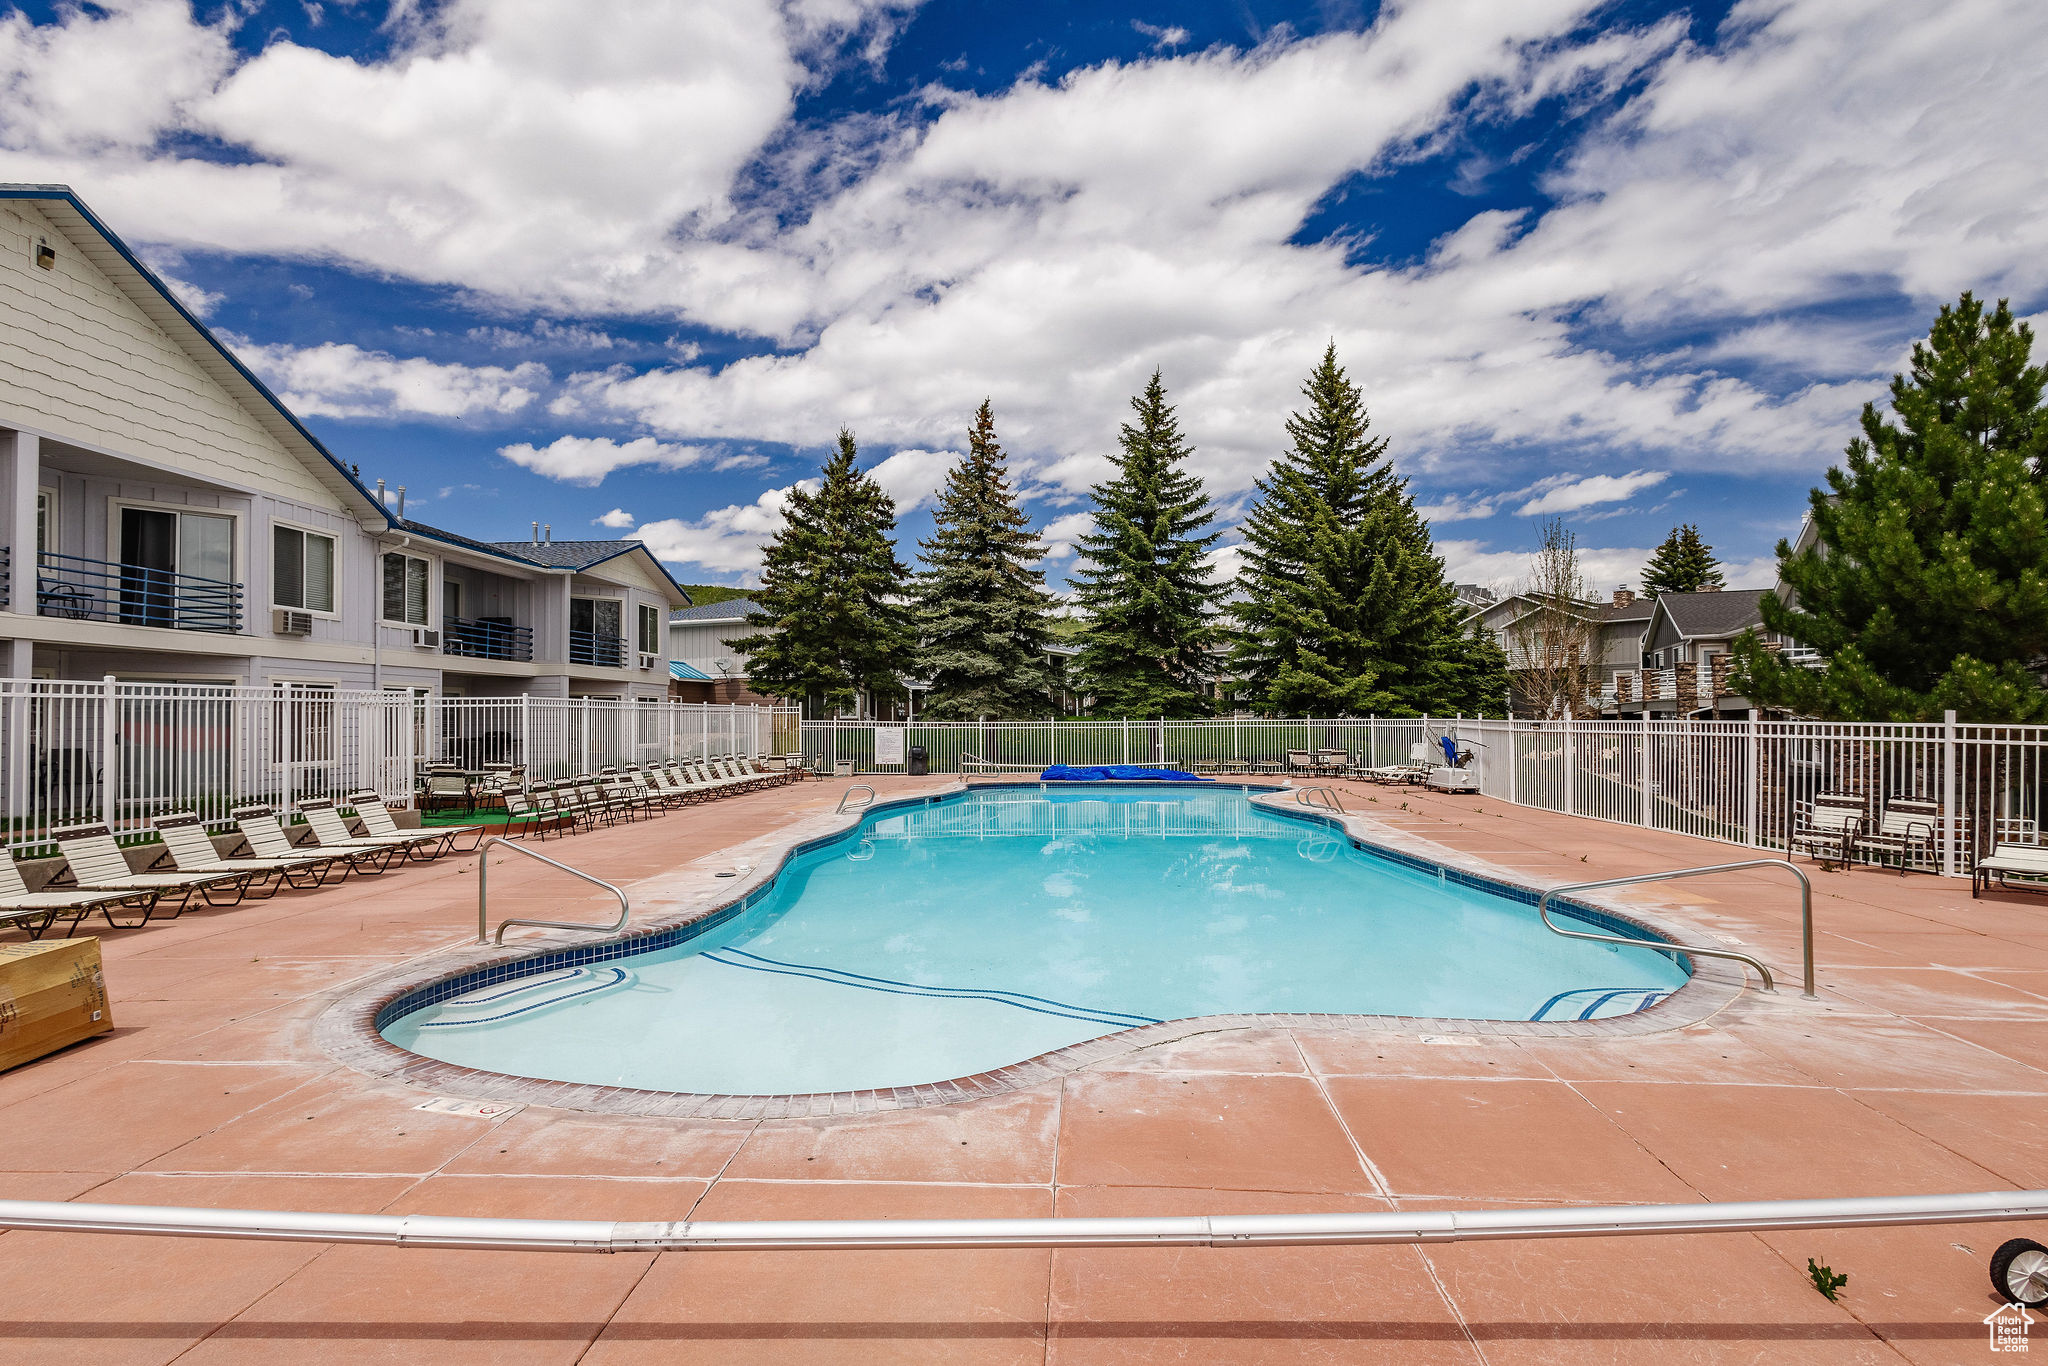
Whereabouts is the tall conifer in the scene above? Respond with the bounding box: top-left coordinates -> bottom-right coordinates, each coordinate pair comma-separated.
912,400 -> 1058,718
729,430 -> 913,717
1641,524 -> 1725,597
1071,370 -> 1225,718
1231,344 -> 1508,716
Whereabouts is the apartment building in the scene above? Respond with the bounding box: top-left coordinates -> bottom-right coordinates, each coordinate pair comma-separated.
0,185 -> 688,698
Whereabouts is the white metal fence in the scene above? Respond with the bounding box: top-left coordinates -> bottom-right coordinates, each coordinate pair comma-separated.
0,679 -> 799,852
798,713 -> 2047,877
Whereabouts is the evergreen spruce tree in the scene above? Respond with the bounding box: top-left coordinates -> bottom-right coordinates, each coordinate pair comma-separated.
1640,524 -> 1725,596
1071,370 -> 1226,718
1734,293 -> 2048,721
726,430 -> 914,718
1231,344 -> 1509,716
912,400 -> 1058,718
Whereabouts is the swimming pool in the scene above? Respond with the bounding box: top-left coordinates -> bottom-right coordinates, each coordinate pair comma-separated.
381,785 -> 1690,1095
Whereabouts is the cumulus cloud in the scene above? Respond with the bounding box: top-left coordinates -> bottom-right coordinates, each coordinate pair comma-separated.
238,341 -> 545,419
864,447 -> 957,513
592,507 -> 636,528
1038,510 -> 1095,560
498,434 -> 710,484
1515,470 -> 1667,516
629,481 -> 817,577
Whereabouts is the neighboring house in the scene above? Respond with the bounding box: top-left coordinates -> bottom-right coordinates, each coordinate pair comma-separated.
1602,586 -> 1803,718
666,598 -> 780,705
0,184 -> 688,697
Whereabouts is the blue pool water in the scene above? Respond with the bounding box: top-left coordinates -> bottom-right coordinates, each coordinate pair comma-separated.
383,786 -> 1690,1094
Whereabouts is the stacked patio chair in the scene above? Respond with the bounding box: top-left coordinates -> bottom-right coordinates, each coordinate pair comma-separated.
1973,842 -> 2048,898
1853,796 -> 1942,875
49,822 -> 252,914
1789,792 -> 1867,869
348,790 -> 482,857
0,851 -> 159,938
149,811 -> 341,895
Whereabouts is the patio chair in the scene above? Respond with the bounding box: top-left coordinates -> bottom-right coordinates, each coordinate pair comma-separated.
231,804 -> 390,877
347,791 -> 480,857
1284,749 -> 1315,774
148,811 -> 342,895
48,822 -> 249,913
420,766 -> 475,816
0,853 -> 160,937
1973,842 -> 2048,898
1790,792 -> 1866,869
596,769 -> 656,819
1853,796 -> 1942,875
1313,749 -> 1350,775
500,787 -> 555,840
294,798 -> 431,867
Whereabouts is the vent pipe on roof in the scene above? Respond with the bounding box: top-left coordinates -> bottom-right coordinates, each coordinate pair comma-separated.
544,524 -> 552,543
375,479 -> 386,506
531,521 -> 540,545
396,486 -> 406,520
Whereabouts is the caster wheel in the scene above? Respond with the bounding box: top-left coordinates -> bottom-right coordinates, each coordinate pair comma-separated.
1990,1238 -> 2048,1309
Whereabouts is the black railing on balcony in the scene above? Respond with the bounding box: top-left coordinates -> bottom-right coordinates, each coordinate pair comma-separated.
36,551 -> 243,633
569,628 -> 626,667
1,545 -> 10,608
443,615 -> 534,662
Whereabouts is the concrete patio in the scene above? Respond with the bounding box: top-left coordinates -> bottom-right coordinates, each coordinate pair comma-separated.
1,775 -> 2043,1364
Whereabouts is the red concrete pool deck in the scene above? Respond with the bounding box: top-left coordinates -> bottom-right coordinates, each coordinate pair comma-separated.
1,774 -> 2045,1364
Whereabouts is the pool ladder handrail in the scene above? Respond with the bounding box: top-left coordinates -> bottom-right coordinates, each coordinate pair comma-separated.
477,837 -> 630,946
837,784 -> 877,814
1537,859 -> 1815,999
1295,785 -> 1347,814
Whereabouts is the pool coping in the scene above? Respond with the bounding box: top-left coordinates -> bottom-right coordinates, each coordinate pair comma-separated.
314,779 -> 1751,1118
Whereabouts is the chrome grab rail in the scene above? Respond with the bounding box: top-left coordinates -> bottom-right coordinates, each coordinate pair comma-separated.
1537,859 -> 1815,999
837,784 -> 877,814
1294,785 -> 1346,814
477,836 -> 630,945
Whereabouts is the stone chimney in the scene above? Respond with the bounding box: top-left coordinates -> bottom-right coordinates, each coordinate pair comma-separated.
1699,582 -> 1721,592
1612,588 -> 1636,607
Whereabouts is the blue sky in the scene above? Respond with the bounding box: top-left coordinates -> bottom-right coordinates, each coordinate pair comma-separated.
4,0 -> 2043,594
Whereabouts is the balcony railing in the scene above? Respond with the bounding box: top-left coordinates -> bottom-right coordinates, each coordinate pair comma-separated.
569,629 -> 625,668
443,616 -> 534,663
36,551 -> 242,633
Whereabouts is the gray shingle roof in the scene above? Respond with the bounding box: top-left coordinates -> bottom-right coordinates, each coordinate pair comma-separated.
1657,588 -> 1770,639
669,597 -> 757,623
486,538 -> 644,570
1597,597 -> 1656,624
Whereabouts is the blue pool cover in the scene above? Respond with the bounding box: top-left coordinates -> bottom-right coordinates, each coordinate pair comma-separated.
1039,764 -> 1211,782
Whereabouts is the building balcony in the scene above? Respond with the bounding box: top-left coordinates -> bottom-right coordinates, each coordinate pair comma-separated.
569,628 -> 625,668
35,551 -> 243,634
443,616 -> 534,663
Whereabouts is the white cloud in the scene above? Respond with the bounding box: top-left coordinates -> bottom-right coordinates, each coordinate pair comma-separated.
1132,21 -> 1190,50
865,447 -> 956,513
498,434 -> 709,485
237,340 -> 545,419
1038,510 -> 1096,560
469,319 -> 620,351
592,507 -> 636,528
629,481 -> 817,577
1514,469 -> 1667,516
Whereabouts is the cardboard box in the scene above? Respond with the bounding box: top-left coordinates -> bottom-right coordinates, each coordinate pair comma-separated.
0,938 -> 111,1072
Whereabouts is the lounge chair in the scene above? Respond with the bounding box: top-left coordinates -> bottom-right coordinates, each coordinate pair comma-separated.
1354,742 -> 1434,786
638,765 -> 699,806
1790,793 -> 1866,869
347,791 -> 478,857
0,853 -> 159,937
1973,843 -> 2048,898
232,805 -> 391,877
149,812 -> 341,895
49,822 -> 249,912
299,798 -> 442,862
1854,796 -> 1941,875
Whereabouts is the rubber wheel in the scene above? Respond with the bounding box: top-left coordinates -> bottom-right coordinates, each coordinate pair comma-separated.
1990,1238 -> 2048,1308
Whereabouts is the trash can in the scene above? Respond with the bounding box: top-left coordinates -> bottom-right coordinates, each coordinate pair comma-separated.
907,744 -> 929,776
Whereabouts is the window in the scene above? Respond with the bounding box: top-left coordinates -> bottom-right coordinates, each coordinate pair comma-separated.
637,603 -> 660,657
116,506 -> 236,629
273,525 -> 335,613
570,596 -> 624,666
381,552 -> 429,625
35,489 -> 53,557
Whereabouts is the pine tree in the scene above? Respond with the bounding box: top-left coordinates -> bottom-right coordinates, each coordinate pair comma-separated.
1733,293 -> 2048,721
726,430 -> 914,718
912,400 -> 1059,719
1231,344 -> 1508,716
1071,370 -> 1226,718
1640,524 -> 1725,597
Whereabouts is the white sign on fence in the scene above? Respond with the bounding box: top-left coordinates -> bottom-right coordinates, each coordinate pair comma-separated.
873,726 -> 905,766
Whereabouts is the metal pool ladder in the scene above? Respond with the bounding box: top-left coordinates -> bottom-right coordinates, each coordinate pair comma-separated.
837,784 -> 877,814
1295,786 -> 1347,814
1537,859 -> 1815,999
477,837 -> 630,945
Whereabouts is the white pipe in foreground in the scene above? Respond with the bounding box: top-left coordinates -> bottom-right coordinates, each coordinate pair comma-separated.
1,1190 -> 2043,1254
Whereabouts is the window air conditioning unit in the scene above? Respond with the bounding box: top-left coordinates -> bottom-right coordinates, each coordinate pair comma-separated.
412,628 -> 440,649
272,608 -> 314,636
638,652 -> 659,671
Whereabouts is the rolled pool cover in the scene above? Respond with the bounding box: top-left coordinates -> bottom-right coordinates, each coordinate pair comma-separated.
1038,764 -> 1211,782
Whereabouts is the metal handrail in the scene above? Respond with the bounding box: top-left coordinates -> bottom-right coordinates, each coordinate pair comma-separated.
1294,785 -> 1346,814
477,836 -> 629,945
1538,859 -> 1815,999
837,783 -> 877,814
